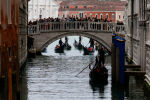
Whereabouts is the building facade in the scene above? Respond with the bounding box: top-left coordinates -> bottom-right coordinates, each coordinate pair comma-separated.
59,0 -> 126,23
28,0 -> 59,21
19,0 -> 28,67
0,0 -> 28,77
126,0 -> 150,85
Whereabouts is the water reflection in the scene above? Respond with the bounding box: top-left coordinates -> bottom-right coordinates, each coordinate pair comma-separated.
89,80 -> 108,98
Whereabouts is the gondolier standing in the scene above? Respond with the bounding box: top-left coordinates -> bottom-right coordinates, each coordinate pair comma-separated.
59,38 -> 63,46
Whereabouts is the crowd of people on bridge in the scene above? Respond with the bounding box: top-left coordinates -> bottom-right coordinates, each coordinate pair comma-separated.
28,16 -> 115,25
28,17 -> 124,34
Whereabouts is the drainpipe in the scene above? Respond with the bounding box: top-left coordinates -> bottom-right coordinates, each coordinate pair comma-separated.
130,0 -> 134,61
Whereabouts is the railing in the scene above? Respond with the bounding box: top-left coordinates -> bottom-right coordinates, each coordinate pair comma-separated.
28,21 -> 125,34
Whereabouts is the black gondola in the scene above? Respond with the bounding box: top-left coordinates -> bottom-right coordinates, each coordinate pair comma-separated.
55,44 -> 65,53
42,48 -> 47,53
89,65 -> 108,82
73,40 -> 83,50
64,43 -> 71,50
83,46 -> 94,55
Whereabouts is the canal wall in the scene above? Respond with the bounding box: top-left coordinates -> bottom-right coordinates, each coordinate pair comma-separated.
145,44 -> 150,85
18,0 -> 28,68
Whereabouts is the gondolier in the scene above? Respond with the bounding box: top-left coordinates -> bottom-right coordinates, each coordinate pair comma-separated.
59,38 -> 63,46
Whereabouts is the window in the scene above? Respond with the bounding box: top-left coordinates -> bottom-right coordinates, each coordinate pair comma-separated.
119,15 -> 121,19
90,13 -> 92,18
106,13 -> 109,19
85,13 -> 87,18
76,6 -> 78,9
95,14 -> 98,18
112,14 -> 114,19
100,14 -> 103,19
7,0 -> 12,24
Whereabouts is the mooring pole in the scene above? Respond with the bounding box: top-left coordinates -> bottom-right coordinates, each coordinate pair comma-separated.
111,34 -> 116,82
116,47 -> 120,83
8,67 -> 12,100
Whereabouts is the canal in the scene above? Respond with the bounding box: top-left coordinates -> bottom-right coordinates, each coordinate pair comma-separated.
20,36 -> 150,100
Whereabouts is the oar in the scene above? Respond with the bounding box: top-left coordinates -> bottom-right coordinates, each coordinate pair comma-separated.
75,61 -> 95,77
85,42 -> 89,47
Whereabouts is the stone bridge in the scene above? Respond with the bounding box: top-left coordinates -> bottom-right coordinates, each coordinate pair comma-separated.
28,21 -> 125,53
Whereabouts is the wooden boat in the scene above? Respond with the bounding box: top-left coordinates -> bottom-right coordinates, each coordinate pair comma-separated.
83,46 -> 94,55
42,48 -> 47,53
64,43 -> 71,50
55,44 -> 64,53
89,66 -> 108,82
73,40 -> 83,50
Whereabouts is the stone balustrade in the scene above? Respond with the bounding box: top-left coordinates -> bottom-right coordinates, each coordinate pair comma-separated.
28,22 -> 125,34
147,4 -> 150,10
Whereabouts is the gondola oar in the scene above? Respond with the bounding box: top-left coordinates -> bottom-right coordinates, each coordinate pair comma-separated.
75,61 -> 95,77
85,42 -> 90,47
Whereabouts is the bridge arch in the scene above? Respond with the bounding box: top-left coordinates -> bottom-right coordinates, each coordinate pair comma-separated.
31,31 -> 112,53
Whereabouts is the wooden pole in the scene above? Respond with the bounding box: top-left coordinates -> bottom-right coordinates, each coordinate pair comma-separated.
116,47 -> 120,83
8,67 -> 12,100
111,43 -> 116,82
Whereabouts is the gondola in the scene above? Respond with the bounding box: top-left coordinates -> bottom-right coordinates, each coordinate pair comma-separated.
55,44 -> 65,53
89,65 -> 108,82
64,43 -> 71,50
73,40 -> 83,50
42,48 -> 47,53
83,46 -> 94,55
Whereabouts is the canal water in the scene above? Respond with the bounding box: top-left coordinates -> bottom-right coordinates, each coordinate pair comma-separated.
20,36 -> 150,100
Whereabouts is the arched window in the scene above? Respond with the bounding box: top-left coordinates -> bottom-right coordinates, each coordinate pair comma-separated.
85,13 -> 87,18
106,13 -> 109,19
95,13 -> 98,18
112,14 -> 114,19
90,13 -> 92,18
100,14 -> 103,19
119,15 -> 121,19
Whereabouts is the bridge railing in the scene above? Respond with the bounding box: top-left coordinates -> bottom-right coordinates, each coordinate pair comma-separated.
28,22 -> 125,34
